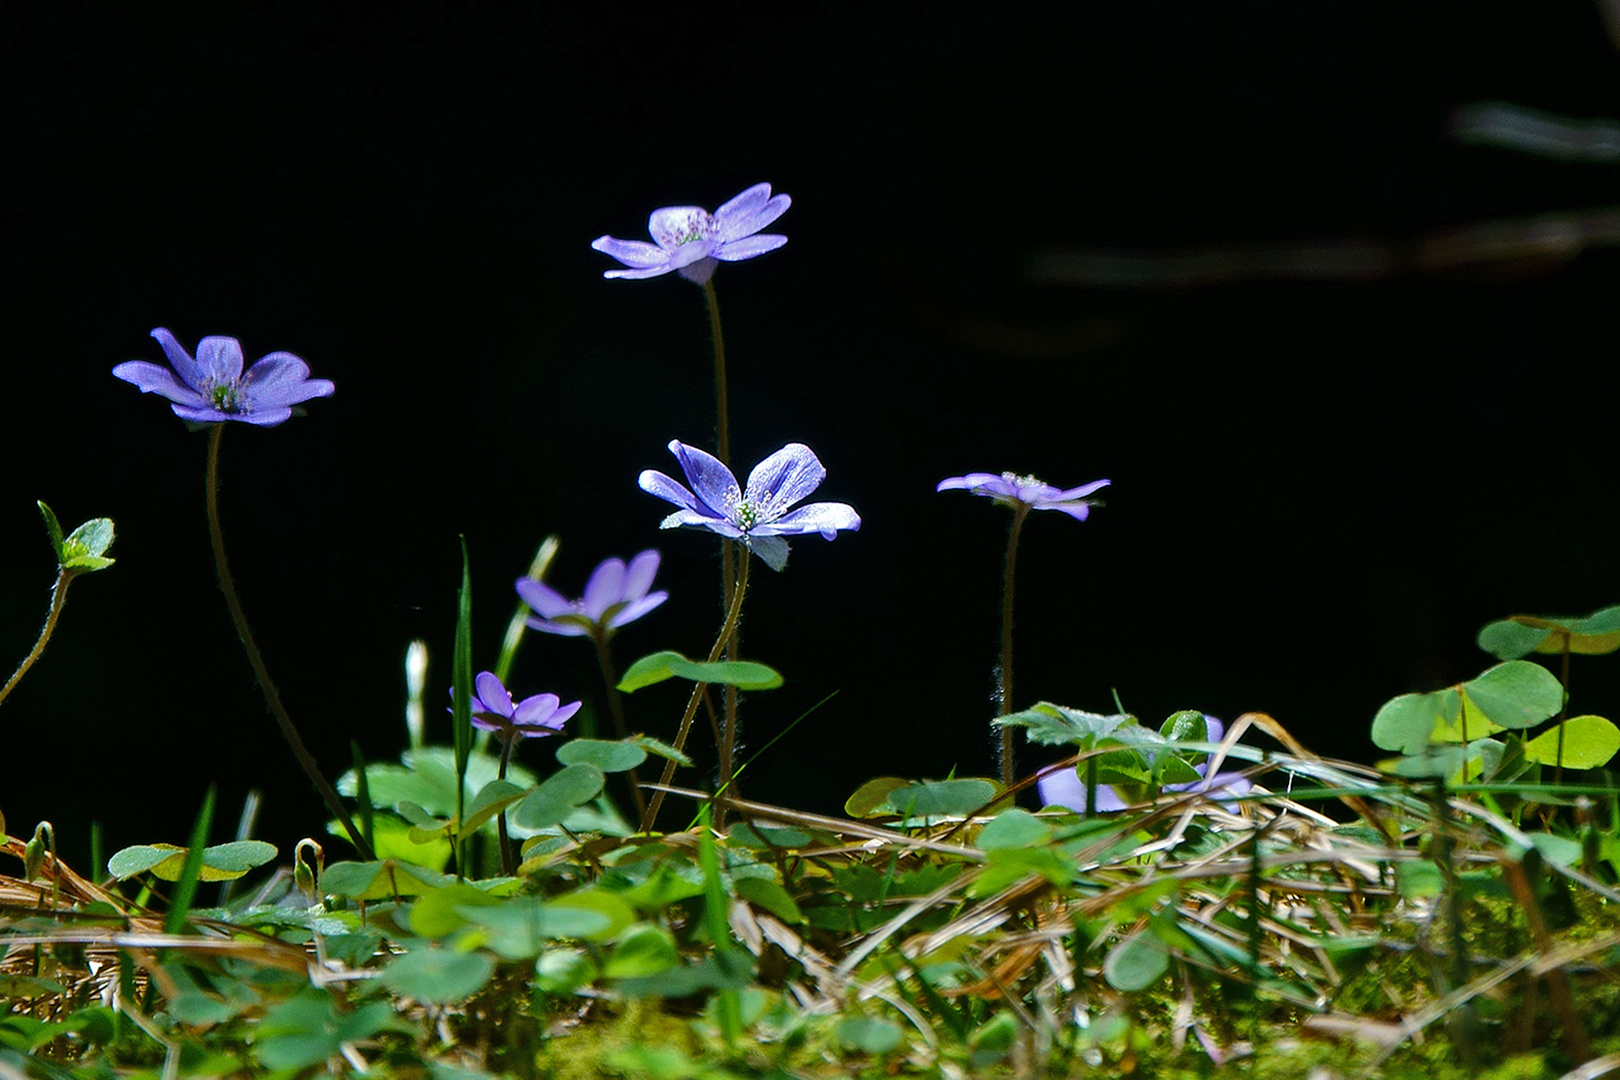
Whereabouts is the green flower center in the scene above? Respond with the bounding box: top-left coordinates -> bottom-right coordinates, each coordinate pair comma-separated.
208,382 -> 243,413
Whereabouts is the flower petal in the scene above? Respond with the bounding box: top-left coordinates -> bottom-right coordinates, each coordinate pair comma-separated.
608,590 -> 667,629
150,328 -> 203,390
713,234 -> 788,261
715,185 -> 790,242
169,403 -> 234,424
582,557 -> 627,621
1051,478 -> 1110,502
639,469 -> 708,516
195,336 -> 244,384
659,510 -> 743,537
623,550 -> 661,599
647,205 -> 712,251
1036,765 -> 1130,813
753,501 -> 861,539
112,360 -> 208,407
524,615 -> 591,637
236,406 -> 295,427
937,473 -> 1009,495
669,441 -> 741,515
605,264 -> 679,280
743,443 -> 825,517
241,353 -> 334,408
591,235 -> 670,269
747,535 -> 790,572
511,692 -> 562,727
515,578 -> 573,620
473,672 -> 513,719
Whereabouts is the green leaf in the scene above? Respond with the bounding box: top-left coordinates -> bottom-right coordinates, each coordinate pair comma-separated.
632,734 -> 692,766
837,1016 -> 904,1056
617,650 -> 784,693
1103,931 -> 1170,991
976,809 -> 1053,851
1479,606 -> 1620,659
457,898 -> 613,959
726,823 -> 811,849
409,882 -> 503,938
378,947 -> 494,1004
339,747 -> 536,820
319,859 -> 452,900
1461,661 -> 1564,730
845,777 -> 910,818
458,779 -> 528,838
534,948 -> 598,994
37,501 -> 65,560
543,889 -> 637,942
885,778 -> 998,818
556,738 -> 647,773
60,517 -> 116,570
509,764 -> 605,830
1371,690 -> 1452,754
108,837 -> 274,885
1523,715 -> 1620,769
998,702 -> 1132,748
602,924 -> 679,978
452,538 -> 474,825
735,876 -> 804,923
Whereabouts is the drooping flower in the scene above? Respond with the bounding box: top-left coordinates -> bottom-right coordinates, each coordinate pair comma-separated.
112,328 -> 334,427
1037,716 -> 1253,812
517,550 -> 668,639
638,440 -> 860,571
936,472 -> 1109,520
591,182 -> 791,285
464,671 -> 581,741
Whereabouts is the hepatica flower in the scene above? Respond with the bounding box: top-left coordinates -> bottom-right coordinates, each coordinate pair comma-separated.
112,328 -> 333,427
936,472 -> 1110,519
1037,716 -> 1253,812
466,671 -> 581,742
638,440 -> 860,571
517,550 -> 668,639
591,182 -> 790,285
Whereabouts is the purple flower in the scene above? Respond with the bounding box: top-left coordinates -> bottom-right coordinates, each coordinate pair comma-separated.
638,440 -> 861,572
591,182 -> 790,285
112,328 -> 334,427
465,671 -> 582,741
1036,716 -> 1253,812
937,472 -> 1110,520
517,550 -> 668,638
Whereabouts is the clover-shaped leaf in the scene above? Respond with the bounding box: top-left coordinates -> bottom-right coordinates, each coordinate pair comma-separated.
1478,605 -> 1620,659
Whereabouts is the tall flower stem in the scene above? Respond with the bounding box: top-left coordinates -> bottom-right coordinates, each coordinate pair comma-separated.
590,629 -> 648,821
205,424 -> 374,860
0,569 -> 76,709
494,734 -> 517,876
997,506 -> 1032,786
703,278 -> 744,808
640,550 -> 752,834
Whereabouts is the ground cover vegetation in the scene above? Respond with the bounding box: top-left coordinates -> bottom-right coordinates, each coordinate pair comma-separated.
5,183 -> 1620,1079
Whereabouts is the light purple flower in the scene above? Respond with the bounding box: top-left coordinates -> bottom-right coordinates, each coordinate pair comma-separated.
1036,716 -> 1253,812
464,671 -> 582,741
517,550 -> 668,639
936,472 -> 1109,521
591,182 -> 791,285
638,440 -> 860,572
112,328 -> 334,427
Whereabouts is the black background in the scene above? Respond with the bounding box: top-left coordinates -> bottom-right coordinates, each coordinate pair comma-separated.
5,3 -> 1619,865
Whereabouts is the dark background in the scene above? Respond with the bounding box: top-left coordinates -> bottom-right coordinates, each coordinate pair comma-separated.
4,4 -> 1619,865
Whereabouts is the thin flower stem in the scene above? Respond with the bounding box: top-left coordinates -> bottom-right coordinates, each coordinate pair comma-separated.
591,629 -> 647,821
0,569 -> 75,708
495,734 -> 515,876
703,278 -> 744,816
640,550 -> 752,834
704,278 -> 729,466
204,424 -> 374,861
997,506 -> 1030,786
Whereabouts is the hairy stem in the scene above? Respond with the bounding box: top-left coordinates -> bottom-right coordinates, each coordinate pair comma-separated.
495,734 -> 515,876
591,629 -> 647,820
205,424 -> 374,860
997,506 -> 1031,786
641,550 -> 752,833
703,279 -> 744,816
1,569 -> 75,709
